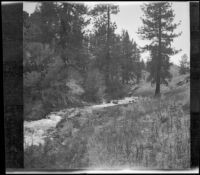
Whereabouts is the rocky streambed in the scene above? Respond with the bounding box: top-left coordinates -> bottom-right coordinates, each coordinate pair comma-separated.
24,96 -> 144,148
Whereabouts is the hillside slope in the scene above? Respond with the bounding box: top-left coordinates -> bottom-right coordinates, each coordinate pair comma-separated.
132,64 -> 189,99
24,64 -> 190,169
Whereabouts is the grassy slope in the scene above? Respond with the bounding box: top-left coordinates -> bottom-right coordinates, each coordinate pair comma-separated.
133,65 -> 189,100
24,65 -> 190,169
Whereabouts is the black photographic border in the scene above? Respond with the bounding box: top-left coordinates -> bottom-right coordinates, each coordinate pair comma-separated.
2,1 -> 199,172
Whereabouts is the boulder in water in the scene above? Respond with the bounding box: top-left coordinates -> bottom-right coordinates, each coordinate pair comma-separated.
112,100 -> 118,104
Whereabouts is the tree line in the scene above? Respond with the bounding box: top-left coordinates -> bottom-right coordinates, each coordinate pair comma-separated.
23,2 -> 182,120
23,2 -> 145,120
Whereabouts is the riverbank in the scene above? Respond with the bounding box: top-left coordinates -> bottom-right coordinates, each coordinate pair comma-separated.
24,89 -> 190,169
24,96 -> 141,148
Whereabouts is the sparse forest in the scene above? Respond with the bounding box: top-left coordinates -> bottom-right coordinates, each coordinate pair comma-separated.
23,2 -> 144,120
24,2 -> 190,170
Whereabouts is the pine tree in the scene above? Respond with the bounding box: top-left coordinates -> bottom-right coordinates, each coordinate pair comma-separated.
121,30 -> 135,84
179,54 -> 190,75
132,42 -> 142,84
138,2 -> 182,96
90,4 -> 119,85
23,2 -> 91,119
55,3 -> 90,71
30,2 -> 58,44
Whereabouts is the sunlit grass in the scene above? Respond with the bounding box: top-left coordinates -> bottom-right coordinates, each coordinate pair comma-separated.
24,91 -> 190,169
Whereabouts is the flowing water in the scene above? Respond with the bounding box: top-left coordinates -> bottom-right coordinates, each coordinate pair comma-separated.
24,96 -> 140,148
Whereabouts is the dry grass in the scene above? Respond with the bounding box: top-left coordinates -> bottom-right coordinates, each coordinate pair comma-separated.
24,91 -> 190,169
87,97 -> 190,169
24,71 -> 190,169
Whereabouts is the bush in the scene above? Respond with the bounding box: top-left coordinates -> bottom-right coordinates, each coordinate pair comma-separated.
106,79 -> 128,100
24,101 -> 48,121
82,68 -> 105,103
24,133 -> 89,168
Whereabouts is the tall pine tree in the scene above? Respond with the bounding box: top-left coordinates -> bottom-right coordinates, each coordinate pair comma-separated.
138,2 -> 182,96
90,4 -> 119,86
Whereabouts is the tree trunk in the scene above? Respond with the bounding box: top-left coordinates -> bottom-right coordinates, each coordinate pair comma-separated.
106,5 -> 110,85
137,76 -> 140,84
155,62 -> 161,97
155,6 -> 162,97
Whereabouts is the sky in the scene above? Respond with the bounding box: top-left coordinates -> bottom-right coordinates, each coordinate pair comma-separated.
23,1 -> 190,66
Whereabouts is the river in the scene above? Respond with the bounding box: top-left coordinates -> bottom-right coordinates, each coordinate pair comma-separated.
24,96 -> 141,148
